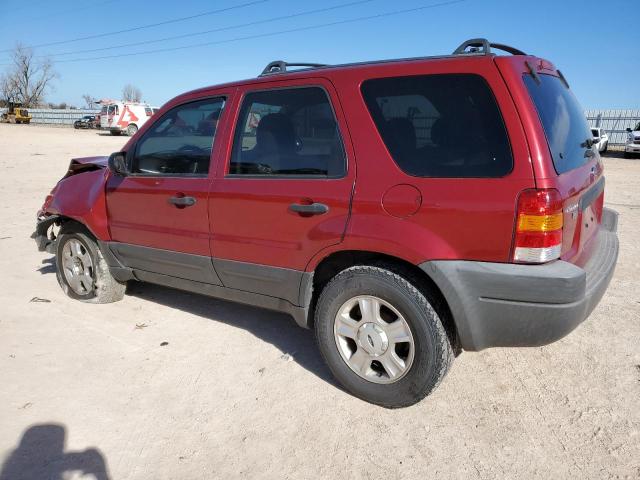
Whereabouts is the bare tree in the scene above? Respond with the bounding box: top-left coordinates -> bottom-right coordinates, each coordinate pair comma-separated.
1,44 -> 56,107
1,72 -> 19,103
81,94 -> 96,108
122,84 -> 142,102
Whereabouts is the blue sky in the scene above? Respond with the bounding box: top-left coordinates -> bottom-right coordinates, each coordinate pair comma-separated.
0,0 -> 638,108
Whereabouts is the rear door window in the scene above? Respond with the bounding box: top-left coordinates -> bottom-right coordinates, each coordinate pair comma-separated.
523,74 -> 592,174
229,87 -> 346,177
361,74 -> 512,178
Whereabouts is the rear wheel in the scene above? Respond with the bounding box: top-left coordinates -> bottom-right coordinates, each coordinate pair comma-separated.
55,225 -> 126,303
126,124 -> 138,136
315,265 -> 453,408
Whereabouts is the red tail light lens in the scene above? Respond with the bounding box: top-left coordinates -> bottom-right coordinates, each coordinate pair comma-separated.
513,189 -> 563,263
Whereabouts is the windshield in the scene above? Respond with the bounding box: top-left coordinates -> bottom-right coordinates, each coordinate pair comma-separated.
591,129 -> 599,137
524,74 -> 592,174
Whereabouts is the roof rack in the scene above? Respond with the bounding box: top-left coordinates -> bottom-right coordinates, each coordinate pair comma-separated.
260,61 -> 328,76
452,38 -> 527,56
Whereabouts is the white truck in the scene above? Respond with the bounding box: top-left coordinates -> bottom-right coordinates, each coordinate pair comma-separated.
100,101 -> 154,136
625,122 -> 640,158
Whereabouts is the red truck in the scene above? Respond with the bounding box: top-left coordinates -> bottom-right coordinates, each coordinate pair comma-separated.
34,39 -> 618,407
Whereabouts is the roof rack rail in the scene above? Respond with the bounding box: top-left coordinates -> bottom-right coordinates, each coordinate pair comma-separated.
452,38 -> 527,56
260,61 -> 328,76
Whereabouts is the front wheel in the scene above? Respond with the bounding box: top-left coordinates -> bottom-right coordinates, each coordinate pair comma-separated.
602,141 -> 608,154
315,265 -> 454,408
55,226 -> 126,303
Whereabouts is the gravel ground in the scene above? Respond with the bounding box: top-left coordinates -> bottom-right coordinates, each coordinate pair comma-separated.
0,124 -> 639,480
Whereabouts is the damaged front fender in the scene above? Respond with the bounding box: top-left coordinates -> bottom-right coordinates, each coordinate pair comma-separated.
35,156 -> 112,252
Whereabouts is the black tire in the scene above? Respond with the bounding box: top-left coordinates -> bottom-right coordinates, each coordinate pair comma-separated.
74,123 -> 80,129
315,265 -> 454,408
602,142 -> 608,154
110,130 -> 121,136
126,124 -> 138,136
55,224 -> 126,303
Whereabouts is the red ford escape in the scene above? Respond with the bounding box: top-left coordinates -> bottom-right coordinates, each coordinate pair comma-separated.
34,39 -> 619,408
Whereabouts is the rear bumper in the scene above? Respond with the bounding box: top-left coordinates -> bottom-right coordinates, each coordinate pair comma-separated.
421,207 -> 619,351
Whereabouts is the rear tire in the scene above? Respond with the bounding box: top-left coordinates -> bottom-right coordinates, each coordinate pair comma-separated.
126,124 -> 138,136
315,265 -> 453,408
602,142 -> 608,154
55,225 -> 126,303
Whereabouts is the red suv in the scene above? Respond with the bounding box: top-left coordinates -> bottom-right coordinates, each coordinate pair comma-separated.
34,39 -> 619,407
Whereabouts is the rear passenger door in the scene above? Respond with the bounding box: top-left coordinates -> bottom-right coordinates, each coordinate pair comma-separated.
209,80 -> 355,303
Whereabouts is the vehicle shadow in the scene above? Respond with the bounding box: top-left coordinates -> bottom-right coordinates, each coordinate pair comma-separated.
0,423 -> 110,480
35,256 -> 339,389
126,281 -> 339,389
37,257 -> 56,274
601,150 -> 632,159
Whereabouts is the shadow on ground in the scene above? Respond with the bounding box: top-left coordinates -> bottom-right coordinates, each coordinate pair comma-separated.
0,424 -> 110,480
602,149 -> 637,159
36,257 -> 337,388
37,257 -> 56,275
127,281 -> 339,388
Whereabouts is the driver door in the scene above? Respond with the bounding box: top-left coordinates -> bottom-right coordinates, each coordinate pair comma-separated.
105,96 -> 227,283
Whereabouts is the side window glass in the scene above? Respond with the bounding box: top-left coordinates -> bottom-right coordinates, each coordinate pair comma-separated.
229,87 -> 346,177
131,98 -> 225,175
361,74 -> 513,178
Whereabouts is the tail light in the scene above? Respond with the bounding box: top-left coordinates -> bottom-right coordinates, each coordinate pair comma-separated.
513,189 -> 563,263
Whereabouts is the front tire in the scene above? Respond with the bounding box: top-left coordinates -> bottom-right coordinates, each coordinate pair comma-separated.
315,265 -> 453,408
55,226 -> 126,303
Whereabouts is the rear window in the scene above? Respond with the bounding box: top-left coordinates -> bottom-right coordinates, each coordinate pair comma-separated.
361,74 -> 513,178
524,74 -> 592,174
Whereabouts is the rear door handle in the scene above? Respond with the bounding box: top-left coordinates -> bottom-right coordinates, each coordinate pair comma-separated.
169,195 -> 196,207
289,202 -> 329,215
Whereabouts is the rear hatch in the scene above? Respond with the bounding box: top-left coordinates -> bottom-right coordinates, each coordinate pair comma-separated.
498,57 -> 604,266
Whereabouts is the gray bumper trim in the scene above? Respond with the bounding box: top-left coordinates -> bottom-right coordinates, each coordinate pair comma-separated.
420,208 -> 619,351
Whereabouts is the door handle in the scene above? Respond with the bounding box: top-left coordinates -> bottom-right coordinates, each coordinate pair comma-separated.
168,195 -> 196,207
289,202 -> 329,215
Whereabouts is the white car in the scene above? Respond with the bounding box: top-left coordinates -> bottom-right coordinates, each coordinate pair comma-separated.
625,122 -> 640,158
591,127 -> 609,153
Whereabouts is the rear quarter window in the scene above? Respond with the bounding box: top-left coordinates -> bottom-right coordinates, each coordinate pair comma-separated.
361,74 -> 513,178
523,74 -> 592,174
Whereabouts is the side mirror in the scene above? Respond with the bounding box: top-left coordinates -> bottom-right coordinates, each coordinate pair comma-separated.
627,128 -> 633,132
108,152 -> 128,176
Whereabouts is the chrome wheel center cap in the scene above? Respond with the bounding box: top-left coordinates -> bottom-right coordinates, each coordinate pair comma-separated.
72,258 -> 83,274
357,323 -> 388,356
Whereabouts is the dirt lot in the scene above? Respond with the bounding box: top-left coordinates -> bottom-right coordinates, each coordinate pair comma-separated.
0,124 -> 639,479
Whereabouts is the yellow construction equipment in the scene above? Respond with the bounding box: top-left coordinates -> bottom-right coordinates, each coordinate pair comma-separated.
1,102 -> 32,124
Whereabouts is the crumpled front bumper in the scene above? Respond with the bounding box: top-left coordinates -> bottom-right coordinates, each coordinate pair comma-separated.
32,215 -> 60,254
